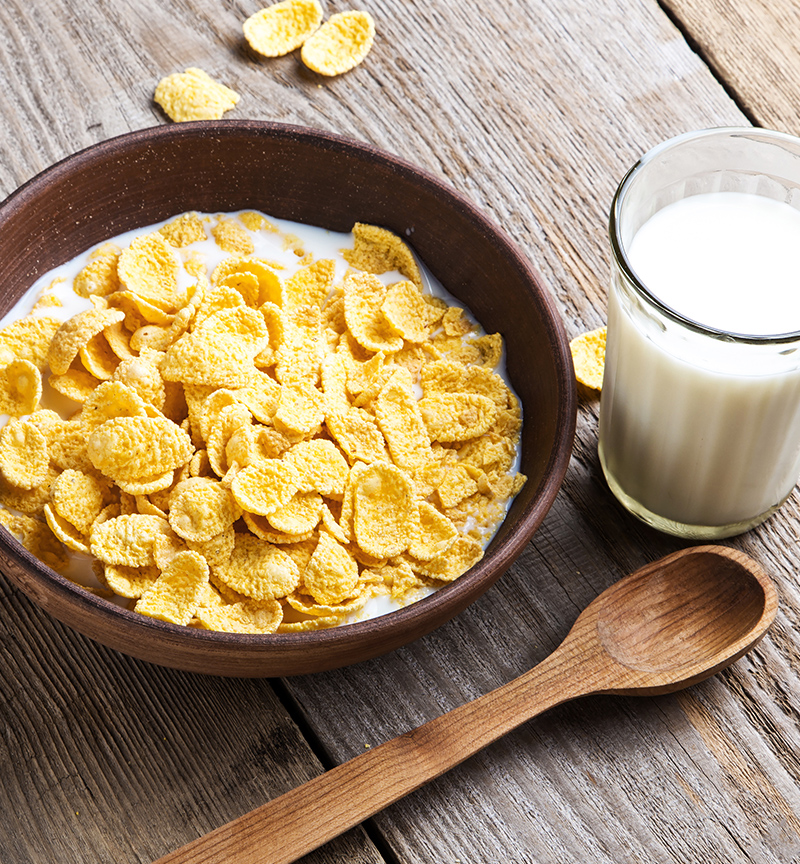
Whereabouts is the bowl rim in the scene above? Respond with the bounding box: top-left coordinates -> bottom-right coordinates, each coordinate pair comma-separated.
0,119 -> 577,657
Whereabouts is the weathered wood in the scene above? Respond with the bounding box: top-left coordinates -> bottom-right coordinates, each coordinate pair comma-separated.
2,0 -> 800,862
152,547 -> 778,864
662,0 -> 800,134
0,578 -> 383,863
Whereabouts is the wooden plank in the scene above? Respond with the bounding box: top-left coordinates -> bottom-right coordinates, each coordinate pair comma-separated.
275,1 -> 800,862
0,1 -> 386,861
660,0 -> 800,132
0,576 -> 384,863
1,0 -> 800,861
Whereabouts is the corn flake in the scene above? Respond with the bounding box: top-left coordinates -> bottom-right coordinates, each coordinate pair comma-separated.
342,223 -> 422,289
135,550 -> 210,625
303,531 -> 359,605
353,462 -> 415,558
212,533 -> 300,600
154,67 -> 240,123
570,326 -> 606,391
231,459 -> 300,515
0,359 -> 42,416
0,316 -> 61,369
301,10 -> 375,76
0,419 -> 49,490
243,0 -> 322,57
196,598 -> 283,634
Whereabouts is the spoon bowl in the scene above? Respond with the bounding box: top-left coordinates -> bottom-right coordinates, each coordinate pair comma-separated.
155,544 -> 778,864
591,545 -> 776,691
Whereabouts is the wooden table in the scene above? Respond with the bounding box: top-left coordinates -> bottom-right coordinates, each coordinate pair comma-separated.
2,0 -> 799,861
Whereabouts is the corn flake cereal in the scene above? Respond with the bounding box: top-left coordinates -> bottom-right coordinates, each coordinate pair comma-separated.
570,326 -> 606,391
243,0 -> 323,57
300,10 -> 375,76
154,67 -> 240,123
0,210 -> 525,633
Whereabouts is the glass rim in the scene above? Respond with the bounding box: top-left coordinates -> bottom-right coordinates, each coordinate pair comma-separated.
609,126 -> 800,346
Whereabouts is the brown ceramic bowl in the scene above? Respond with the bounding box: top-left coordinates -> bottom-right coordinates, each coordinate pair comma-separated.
0,121 -> 576,677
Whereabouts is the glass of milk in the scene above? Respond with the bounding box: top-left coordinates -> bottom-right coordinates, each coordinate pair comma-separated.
599,127 -> 800,539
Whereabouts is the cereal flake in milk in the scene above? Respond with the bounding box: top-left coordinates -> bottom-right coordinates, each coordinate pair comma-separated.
0,211 -> 526,632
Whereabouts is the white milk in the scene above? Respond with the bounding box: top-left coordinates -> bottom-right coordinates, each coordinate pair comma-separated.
599,192 -> 800,532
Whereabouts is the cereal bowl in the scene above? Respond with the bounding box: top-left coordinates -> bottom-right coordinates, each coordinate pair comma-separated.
0,121 -> 575,676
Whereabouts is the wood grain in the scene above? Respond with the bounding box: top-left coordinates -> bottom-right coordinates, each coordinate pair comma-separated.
2,0 -> 800,862
153,547 -> 778,864
661,0 -> 800,134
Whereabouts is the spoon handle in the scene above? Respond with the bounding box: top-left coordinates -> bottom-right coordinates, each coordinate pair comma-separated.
154,644 -> 604,864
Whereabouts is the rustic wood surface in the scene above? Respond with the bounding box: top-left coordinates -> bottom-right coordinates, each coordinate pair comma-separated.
1,0 -> 799,863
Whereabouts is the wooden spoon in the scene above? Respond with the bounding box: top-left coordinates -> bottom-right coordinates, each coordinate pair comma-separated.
155,545 -> 778,864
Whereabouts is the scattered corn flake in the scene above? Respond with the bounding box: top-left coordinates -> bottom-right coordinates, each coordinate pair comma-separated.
352,461 -> 415,558
0,316 -> 62,369
154,67 -> 240,123
231,459 -> 300,515
437,464 -> 480,509
196,598 -> 283,634
442,307 -> 474,337
276,304 -> 324,385
198,306 -> 269,357
135,550 -> 209,625
327,408 -> 387,464
74,248 -> 121,298
321,352 -> 350,414
0,359 -> 42,416
283,259 -> 335,310
0,419 -> 49,490
0,510 -> 69,572
473,332 -> 503,368
408,502 -> 459,561
161,329 -> 254,388
276,614 -> 341,633
301,10 -> 375,76
79,331 -> 119,380
286,585 -> 368,618
89,513 -> 172,567
186,525 -> 236,567
212,533 -> 300,600
381,280 -> 429,343
43,502 -> 90,554
342,223 -> 421,289
212,256 -> 282,306
160,212 -> 207,247
273,379 -> 325,436
239,211 -> 276,232
414,534 -> 484,582
303,531 -> 359,605
111,355 -> 167,410
570,326 -> 606,391
243,0 -> 322,57
242,511 -> 314,545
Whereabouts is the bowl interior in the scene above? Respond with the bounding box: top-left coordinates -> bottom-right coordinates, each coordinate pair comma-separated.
0,121 -> 576,676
